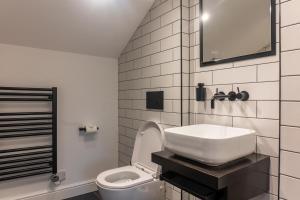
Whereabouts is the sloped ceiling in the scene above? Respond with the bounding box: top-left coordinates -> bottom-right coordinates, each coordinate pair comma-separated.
0,0 -> 154,58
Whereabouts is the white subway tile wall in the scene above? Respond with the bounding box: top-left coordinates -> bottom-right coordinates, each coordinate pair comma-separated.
118,0 -> 191,199
188,0 -> 281,199
189,0 -> 280,199
118,0 -> 300,199
280,0 -> 300,199
118,0 -> 188,168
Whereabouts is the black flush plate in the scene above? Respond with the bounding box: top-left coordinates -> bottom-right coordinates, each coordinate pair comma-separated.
146,91 -> 164,110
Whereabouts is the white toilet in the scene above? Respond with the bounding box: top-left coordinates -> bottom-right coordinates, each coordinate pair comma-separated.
96,121 -> 165,200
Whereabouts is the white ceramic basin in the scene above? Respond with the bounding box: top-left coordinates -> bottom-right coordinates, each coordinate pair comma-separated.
164,124 -> 256,166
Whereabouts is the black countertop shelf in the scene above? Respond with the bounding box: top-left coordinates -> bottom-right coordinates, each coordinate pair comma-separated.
152,151 -> 270,200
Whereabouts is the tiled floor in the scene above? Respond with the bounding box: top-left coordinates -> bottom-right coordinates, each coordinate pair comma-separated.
65,192 -> 101,200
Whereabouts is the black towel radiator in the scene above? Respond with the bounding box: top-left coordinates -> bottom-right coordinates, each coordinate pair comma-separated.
0,86 -> 57,182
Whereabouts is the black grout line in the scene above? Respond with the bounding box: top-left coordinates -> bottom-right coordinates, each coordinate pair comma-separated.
190,59 -> 280,70
281,124 -> 300,128
281,100 -> 300,102
118,109 -> 185,115
180,0 -> 183,127
180,1 -> 183,196
119,87 -> 183,92
123,17 -> 190,54
120,77 -> 280,87
278,1 -> 282,198
149,4 -> 189,22
280,174 -> 300,181
137,7 -> 183,32
119,57 -> 190,73
281,149 -> 300,155
130,32 -> 186,53
281,74 -> 300,77
186,112 -> 280,121
281,48 -> 300,53
281,22 -> 300,28
119,60 -> 188,74
119,72 -> 182,83
188,7 -> 191,126
120,48 -> 182,67
280,0 -> 292,4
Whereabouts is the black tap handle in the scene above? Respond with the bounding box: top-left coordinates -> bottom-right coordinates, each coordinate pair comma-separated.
236,87 -> 249,101
219,91 -> 226,101
228,91 -> 237,101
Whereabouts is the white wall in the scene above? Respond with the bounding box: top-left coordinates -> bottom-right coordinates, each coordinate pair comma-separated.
0,44 -> 118,200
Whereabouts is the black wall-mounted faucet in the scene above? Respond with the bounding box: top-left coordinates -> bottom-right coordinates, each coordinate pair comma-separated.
211,88 -> 250,109
211,89 -> 236,109
211,89 -> 238,109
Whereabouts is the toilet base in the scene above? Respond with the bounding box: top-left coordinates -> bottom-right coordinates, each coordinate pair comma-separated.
98,179 -> 164,200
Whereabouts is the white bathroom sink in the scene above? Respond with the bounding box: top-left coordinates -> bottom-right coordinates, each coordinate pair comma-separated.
164,124 -> 256,166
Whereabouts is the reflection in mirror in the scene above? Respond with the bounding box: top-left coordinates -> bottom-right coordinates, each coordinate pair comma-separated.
200,0 -> 276,66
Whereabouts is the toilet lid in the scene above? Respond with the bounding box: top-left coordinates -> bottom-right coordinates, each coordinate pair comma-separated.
131,121 -> 164,173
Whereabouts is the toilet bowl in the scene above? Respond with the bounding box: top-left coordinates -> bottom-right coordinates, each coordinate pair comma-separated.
96,121 -> 165,200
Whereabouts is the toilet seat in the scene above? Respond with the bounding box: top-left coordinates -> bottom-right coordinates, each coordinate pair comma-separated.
96,165 -> 153,189
96,121 -> 164,191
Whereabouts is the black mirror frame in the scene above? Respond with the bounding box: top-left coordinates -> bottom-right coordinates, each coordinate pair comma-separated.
199,0 -> 277,67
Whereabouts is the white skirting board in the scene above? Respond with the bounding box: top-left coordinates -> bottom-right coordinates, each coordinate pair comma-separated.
16,180 -> 97,200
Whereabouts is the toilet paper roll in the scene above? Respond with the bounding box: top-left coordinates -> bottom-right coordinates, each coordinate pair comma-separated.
85,125 -> 99,133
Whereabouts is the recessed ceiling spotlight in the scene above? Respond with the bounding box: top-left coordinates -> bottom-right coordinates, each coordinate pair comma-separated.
90,0 -> 111,5
201,13 -> 210,22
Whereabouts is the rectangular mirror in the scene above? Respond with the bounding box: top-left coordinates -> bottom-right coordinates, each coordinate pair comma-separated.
200,0 -> 276,66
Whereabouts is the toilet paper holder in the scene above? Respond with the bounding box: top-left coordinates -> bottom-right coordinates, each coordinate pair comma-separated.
79,125 -> 100,133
